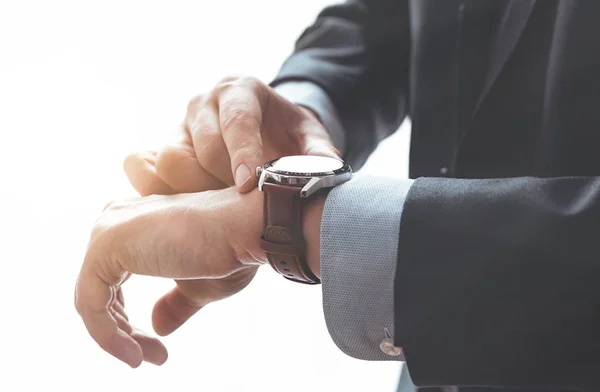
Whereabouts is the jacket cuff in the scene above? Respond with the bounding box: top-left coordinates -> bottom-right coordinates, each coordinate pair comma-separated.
320,173 -> 414,360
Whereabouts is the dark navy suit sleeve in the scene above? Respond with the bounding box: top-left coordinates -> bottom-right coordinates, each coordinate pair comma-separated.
271,0 -> 410,170
396,177 -> 600,391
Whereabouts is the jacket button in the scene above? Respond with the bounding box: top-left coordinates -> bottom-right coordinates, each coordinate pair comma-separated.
380,338 -> 403,356
440,167 -> 448,175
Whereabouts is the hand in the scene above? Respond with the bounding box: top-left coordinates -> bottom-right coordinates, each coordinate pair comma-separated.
123,75 -> 339,196
119,150 -> 261,341
74,188 -> 265,368
118,76 -> 337,345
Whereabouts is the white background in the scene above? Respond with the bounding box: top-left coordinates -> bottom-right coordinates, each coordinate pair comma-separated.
0,1 -> 410,391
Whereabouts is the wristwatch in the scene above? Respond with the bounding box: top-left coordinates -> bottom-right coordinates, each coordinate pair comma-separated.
257,155 -> 352,284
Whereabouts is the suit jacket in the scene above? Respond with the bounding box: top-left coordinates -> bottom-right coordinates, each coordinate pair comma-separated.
272,0 -> 600,391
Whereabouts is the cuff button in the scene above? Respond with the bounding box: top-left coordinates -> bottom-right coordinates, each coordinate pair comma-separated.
380,338 -> 402,357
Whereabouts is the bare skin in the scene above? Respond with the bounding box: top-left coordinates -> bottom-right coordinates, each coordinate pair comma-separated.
75,75 -> 334,367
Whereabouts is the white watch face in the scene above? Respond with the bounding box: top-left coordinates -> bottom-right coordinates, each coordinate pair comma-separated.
270,155 -> 344,174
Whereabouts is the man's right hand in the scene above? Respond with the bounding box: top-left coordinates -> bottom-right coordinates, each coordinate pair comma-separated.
124,75 -> 339,196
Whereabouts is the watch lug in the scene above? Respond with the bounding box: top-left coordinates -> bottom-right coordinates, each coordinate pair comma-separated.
257,168 -> 268,192
300,177 -> 324,198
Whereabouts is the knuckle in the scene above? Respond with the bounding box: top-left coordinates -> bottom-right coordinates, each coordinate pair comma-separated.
155,145 -> 185,178
216,75 -> 263,93
218,75 -> 241,85
238,75 -> 262,89
215,75 -> 243,93
221,107 -> 259,131
155,145 -> 179,168
122,152 -> 138,170
122,152 -> 144,180
188,108 -> 216,136
186,94 -> 205,114
94,198 -> 132,240
74,291 -> 93,320
90,219 -> 108,242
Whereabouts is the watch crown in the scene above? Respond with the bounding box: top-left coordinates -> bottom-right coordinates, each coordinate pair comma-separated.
256,167 -> 263,177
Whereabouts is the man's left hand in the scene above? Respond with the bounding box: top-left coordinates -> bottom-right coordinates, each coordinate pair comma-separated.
74,187 -> 265,368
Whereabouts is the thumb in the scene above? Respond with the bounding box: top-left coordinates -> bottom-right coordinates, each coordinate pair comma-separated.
152,285 -> 204,337
303,140 -> 341,159
301,128 -> 341,160
297,106 -> 341,159
123,151 -> 176,196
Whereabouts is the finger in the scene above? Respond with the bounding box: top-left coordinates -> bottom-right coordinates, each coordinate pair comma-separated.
75,267 -> 143,368
301,135 -> 341,159
110,308 -> 167,365
185,104 -> 235,186
152,285 -> 204,336
112,291 -> 168,366
131,328 -> 169,366
155,125 -> 227,192
123,152 -> 176,196
218,83 -> 266,193
113,297 -> 128,321
298,119 -> 341,159
116,283 -> 126,308
111,307 -> 133,334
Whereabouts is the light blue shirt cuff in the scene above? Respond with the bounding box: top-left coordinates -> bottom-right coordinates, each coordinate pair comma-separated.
273,82 -> 345,155
320,173 -> 414,360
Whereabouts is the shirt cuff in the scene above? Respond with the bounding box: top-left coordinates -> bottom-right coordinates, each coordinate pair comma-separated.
320,173 -> 414,360
273,81 -> 345,155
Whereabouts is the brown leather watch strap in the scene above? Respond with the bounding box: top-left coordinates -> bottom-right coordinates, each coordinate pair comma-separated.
261,182 -> 320,284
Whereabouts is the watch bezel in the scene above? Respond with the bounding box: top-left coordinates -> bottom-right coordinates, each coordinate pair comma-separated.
262,156 -> 351,178
257,156 -> 352,198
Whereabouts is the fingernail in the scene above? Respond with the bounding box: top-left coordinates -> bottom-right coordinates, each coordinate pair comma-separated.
235,164 -> 252,188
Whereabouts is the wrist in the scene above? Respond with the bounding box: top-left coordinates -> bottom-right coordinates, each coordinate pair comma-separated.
303,194 -> 326,278
253,181 -> 324,278
230,187 -> 268,266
